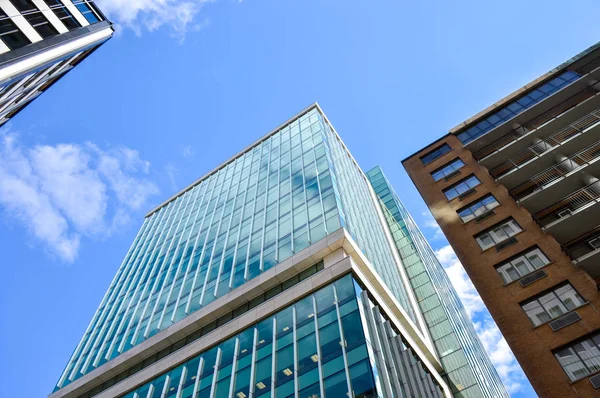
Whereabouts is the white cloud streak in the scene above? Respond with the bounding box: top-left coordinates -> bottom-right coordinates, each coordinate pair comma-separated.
96,0 -> 214,38
421,211 -> 445,241
434,244 -> 529,394
0,131 -> 159,263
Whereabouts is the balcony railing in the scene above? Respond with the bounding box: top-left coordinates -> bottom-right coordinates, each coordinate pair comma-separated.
564,225 -> 600,260
489,108 -> 600,178
533,181 -> 600,227
509,140 -> 600,200
473,86 -> 599,160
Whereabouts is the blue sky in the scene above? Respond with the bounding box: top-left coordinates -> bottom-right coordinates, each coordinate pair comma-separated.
1,0 -> 599,396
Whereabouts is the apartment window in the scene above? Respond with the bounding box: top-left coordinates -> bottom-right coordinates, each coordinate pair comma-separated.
74,1 -> 102,24
495,247 -> 550,284
521,284 -> 586,327
457,70 -> 581,145
475,218 -> 521,250
43,0 -> 80,30
443,175 -> 480,200
554,332 -> 600,381
431,158 -> 465,181
10,0 -> 59,38
457,194 -> 499,223
420,143 -> 451,165
0,10 -> 31,50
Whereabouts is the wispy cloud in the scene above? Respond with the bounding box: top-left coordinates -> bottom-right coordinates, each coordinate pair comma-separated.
182,144 -> 195,159
165,164 -> 179,191
96,0 -> 214,39
0,130 -> 159,263
435,244 -> 529,394
421,211 -> 445,241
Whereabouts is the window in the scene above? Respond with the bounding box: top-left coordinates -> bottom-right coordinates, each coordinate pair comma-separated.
10,0 -> 59,38
495,247 -> 550,284
521,283 -> 586,327
554,333 -> 600,381
443,175 -> 480,200
431,158 -> 465,181
43,0 -> 81,30
0,9 -> 31,50
475,218 -> 521,250
74,0 -> 103,24
456,70 -> 581,145
457,194 -> 500,222
420,143 -> 451,165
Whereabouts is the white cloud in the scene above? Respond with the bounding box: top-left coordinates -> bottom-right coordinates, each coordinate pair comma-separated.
96,0 -> 214,38
182,144 -> 195,159
165,163 -> 178,191
435,244 -> 528,394
0,131 -> 159,263
421,211 -> 445,241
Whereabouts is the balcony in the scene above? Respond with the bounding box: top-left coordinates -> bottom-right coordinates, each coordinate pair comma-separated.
489,107 -> 600,179
467,65 -> 600,157
564,226 -> 600,277
533,182 -> 600,243
509,140 -> 600,202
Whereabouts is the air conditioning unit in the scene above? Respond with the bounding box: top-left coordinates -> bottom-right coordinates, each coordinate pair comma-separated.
519,269 -> 547,287
589,373 -> 600,389
588,237 -> 600,249
474,210 -> 495,223
549,311 -> 581,331
557,209 -> 572,218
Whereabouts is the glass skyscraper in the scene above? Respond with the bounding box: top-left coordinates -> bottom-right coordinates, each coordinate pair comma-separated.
50,104 -> 508,398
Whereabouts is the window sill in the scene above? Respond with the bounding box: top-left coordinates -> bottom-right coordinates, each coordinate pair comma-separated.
570,368 -> 600,385
502,262 -> 554,287
480,230 -> 526,253
531,303 -> 589,330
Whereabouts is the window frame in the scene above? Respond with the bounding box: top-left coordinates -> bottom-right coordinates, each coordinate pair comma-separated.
442,174 -> 481,201
420,143 -> 451,165
521,283 -> 587,327
495,246 -> 550,285
431,158 -> 465,182
0,10 -> 31,50
457,194 -> 500,223
474,218 -> 522,250
553,332 -> 600,382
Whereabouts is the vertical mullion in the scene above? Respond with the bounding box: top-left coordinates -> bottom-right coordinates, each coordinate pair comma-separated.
180,176 -> 220,315
59,215 -> 152,385
170,181 -> 211,322
227,338 -> 240,398
333,284 -> 354,397
292,306 -> 299,398
243,144 -> 266,281
228,150 -> 257,289
258,138 -> 272,271
113,202 -> 180,354
209,348 -> 222,398
312,296 -> 326,398
211,158 -> 244,298
189,169 -> 229,309
155,186 -> 204,330
128,196 -> 188,345
84,206 -> 170,371
143,190 -> 196,339
198,171 -> 235,306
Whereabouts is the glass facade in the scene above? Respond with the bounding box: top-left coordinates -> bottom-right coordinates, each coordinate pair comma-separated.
121,275 -> 444,398
53,106 -> 508,398
366,166 -> 509,398
54,107 -> 421,392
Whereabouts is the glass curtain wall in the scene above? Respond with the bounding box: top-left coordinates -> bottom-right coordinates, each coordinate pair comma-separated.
122,274 -> 444,398
366,167 -> 509,398
55,108 -> 343,390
